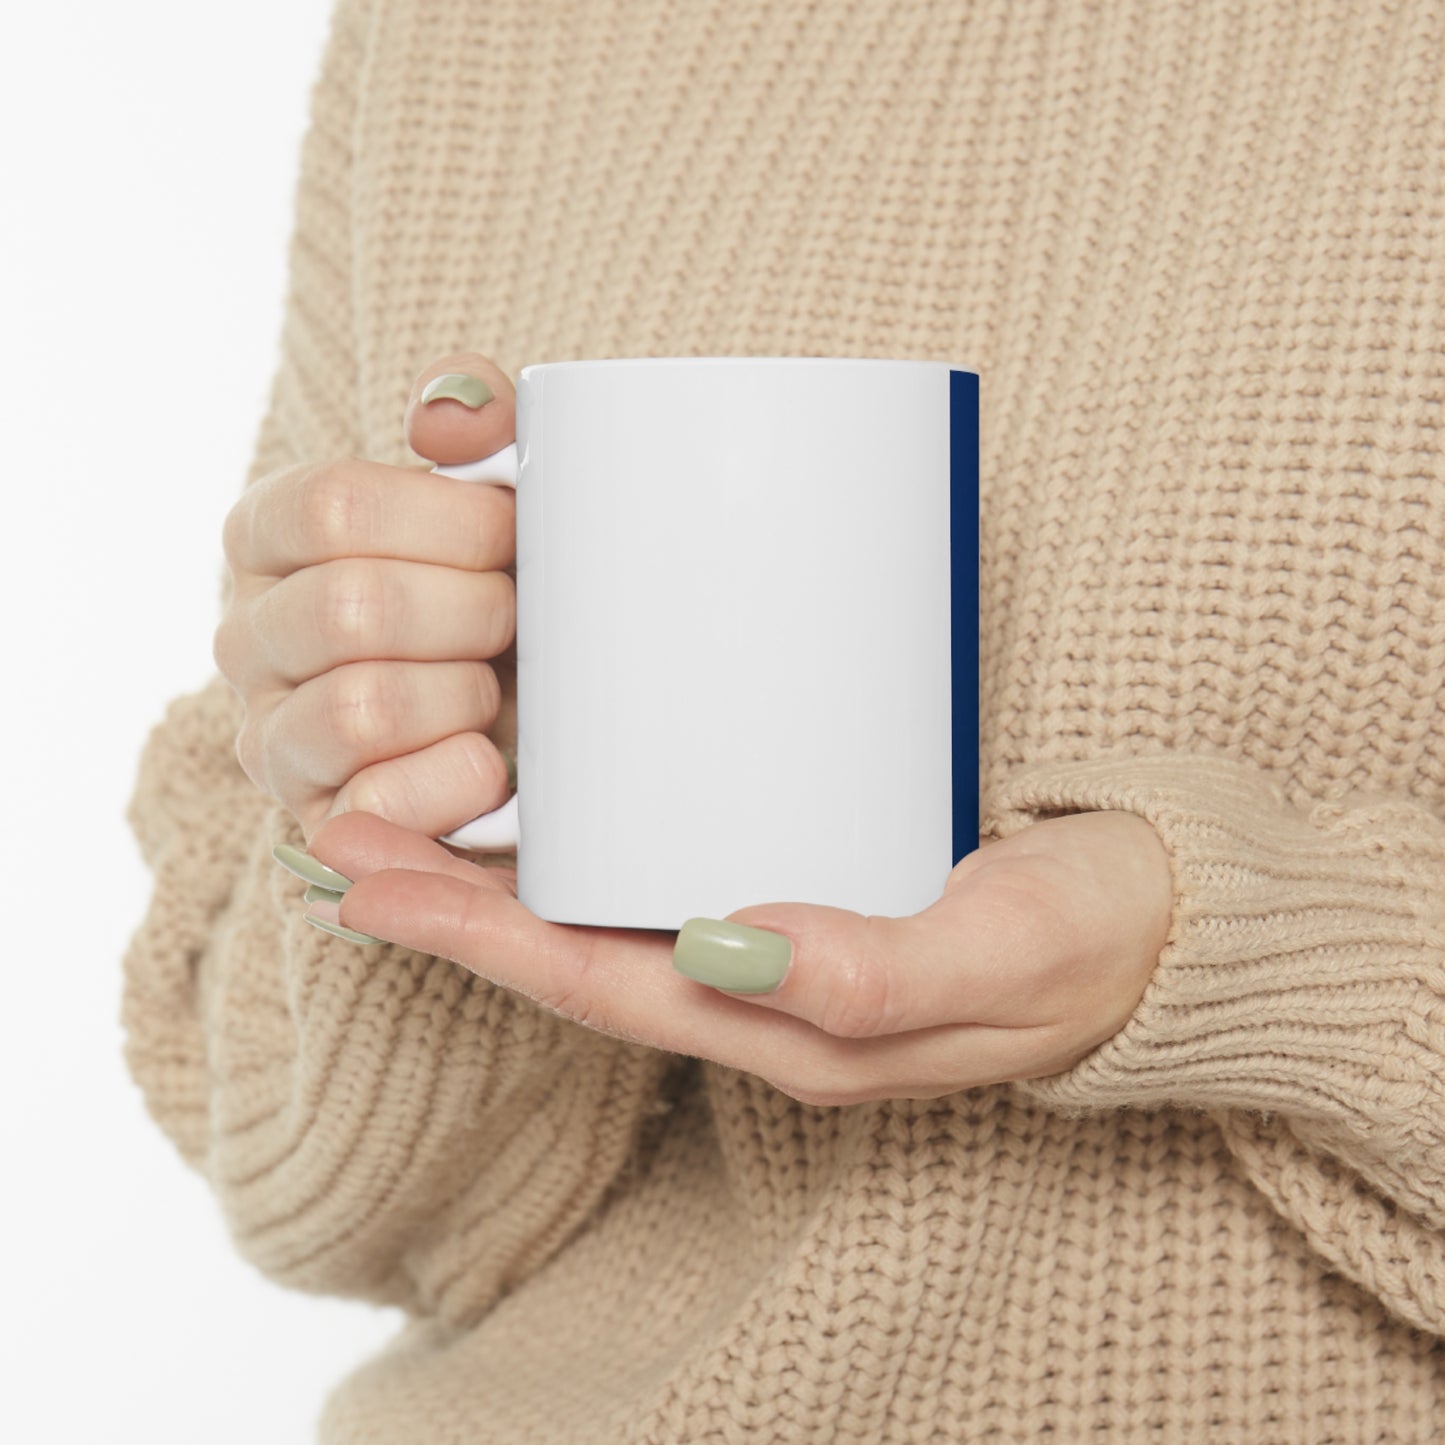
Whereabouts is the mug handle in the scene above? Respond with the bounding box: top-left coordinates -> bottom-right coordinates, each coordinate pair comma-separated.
429,442 -> 522,851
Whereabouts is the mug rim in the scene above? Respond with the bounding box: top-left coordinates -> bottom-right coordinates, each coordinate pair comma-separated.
518,356 -> 977,378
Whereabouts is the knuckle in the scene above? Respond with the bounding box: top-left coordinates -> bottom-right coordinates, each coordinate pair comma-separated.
220,497 -> 248,566
815,922 -> 898,1040
211,612 -> 239,679
464,486 -> 514,571
1008,861 -> 1081,972
234,714 -> 266,789
450,729 -> 510,804
297,460 -> 368,557
315,559 -> 392,655
539,948 -> 601,1027
224,460 -> 299,569
473,662 -> 502,724
481,573 -> 517,657
532,940 -> 644,1045
975,857 -> 1090,1009
324,664 -> 401,756
341,763 -> 411,824
212,600 -> 262,683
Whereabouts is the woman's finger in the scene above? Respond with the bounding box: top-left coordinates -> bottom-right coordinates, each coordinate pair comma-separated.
305,813 -> 1064,1103
300,809 -> 516,892
314,730 -> 515,845
405,353 -> 517,465
231,557 -> 515,689
254,659 -> 500,807
705,815 -> 1169,1042
672,893 -> 1010,1039
225,455 -> 517,579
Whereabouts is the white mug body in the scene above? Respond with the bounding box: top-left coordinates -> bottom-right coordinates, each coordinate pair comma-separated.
511,357 -> 978,929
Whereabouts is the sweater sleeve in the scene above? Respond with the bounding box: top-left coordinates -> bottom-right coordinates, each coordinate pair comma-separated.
988,752 -> 1445,1337
120,0 -> 676,1329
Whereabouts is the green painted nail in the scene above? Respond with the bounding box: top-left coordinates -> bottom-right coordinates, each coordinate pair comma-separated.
502,745 -> 517,791
273,844 -> 352,892
673,918 -> 793,994
304,884 -> 347,906
420,372 -> 494,409
303,913 -> 384,946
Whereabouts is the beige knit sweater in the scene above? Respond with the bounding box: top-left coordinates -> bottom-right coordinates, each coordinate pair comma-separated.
122,1 -> 1445,1439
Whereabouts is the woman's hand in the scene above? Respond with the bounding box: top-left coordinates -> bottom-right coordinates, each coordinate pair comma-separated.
215,354 -> 520,844
295,808 -> 1173,1104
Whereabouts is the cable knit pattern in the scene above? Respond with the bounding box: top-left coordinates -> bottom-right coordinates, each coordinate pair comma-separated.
122,0 -> 1445,1439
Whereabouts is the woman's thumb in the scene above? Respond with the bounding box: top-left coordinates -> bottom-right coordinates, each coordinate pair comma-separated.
405,352 -> 516,466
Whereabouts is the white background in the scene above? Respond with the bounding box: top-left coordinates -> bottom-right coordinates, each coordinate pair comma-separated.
0,4 -> 407,1441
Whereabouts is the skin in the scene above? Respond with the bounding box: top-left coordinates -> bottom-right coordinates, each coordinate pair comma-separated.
215,353 -> 521,844
286,352 -> 1177,1106
305,810 -> 1172,1105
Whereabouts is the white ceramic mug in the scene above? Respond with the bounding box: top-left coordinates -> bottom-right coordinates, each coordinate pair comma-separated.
432,357 -> 978,930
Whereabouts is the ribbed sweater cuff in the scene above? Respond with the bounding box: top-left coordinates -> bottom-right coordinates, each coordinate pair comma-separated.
986,754 -> 1445,1127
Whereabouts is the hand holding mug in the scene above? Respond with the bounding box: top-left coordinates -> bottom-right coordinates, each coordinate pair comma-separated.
214,354 -> 520,844
273,348 -> 1171,1102
297,806 -> 1172,1105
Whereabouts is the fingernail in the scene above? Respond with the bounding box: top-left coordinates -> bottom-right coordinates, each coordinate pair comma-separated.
303,913 -> 385,947
420,372 -> 494,409
273,844 -> 352,892
673,918 -> 793,994
501,745 -> 517,791
304,884 -> 347,906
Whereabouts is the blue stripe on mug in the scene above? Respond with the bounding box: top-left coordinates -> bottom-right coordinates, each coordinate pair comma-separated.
950,370 -> 980,865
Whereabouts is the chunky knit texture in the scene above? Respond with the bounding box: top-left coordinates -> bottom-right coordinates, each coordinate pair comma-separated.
123,1 -> 1445,1439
